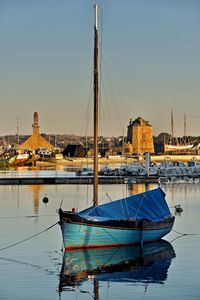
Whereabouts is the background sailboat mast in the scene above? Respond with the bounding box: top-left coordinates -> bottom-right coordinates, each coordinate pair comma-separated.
171,109 -> 174,141
184,113 -> 187,144
16,116 -> 20,146
93,4 -> 99,206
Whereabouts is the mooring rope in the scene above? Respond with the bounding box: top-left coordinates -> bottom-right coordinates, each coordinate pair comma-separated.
0,214 -> 57,219
172,228 -> 199,236
170,228 -> 200,243
0,222 -> 58,252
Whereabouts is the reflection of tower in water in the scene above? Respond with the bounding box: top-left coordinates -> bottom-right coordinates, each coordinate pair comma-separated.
128,183 -> 155,195
28,185 -> 44,215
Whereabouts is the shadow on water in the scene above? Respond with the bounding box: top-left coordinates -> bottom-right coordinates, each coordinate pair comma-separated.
59,239 -> 175,294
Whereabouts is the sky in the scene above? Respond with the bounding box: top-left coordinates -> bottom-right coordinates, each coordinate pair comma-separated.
0,0 -> 200,137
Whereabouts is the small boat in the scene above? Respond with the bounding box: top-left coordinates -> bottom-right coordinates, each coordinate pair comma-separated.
59,240 -> 175,290
37,148 -> 53,161
9,153 -> 30,166
76,167 -> 93,176
59,187 -> 174,250
58,4 -> 174,250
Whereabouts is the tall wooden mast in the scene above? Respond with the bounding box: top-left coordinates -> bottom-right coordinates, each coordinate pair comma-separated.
93,4 -> 99,206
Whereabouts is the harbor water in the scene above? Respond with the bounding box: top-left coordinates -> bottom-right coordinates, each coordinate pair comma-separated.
0,180 -> 200,299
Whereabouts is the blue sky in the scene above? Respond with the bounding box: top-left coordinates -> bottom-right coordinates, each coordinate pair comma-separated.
0,0 -> 200,137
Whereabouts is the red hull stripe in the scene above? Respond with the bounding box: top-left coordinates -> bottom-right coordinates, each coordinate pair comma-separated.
65,241 -> 142,251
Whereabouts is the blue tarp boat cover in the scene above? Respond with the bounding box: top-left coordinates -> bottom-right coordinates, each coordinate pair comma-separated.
78,187 -> 171,222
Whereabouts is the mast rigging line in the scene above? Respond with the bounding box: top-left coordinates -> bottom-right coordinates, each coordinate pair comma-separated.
100,53 -> 124,134
79,68 -> 93,138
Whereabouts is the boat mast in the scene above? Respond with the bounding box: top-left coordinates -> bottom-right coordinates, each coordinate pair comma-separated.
171,109 -> 174,142
184,113 -> 187,144
93,4 -> 99,206
16,116 -> 19,147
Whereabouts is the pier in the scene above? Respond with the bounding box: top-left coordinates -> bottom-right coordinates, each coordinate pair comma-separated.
0,173 -> 126,185
0,172 -> 199,185
0,169 -> 162,185
1,164 -> 200,185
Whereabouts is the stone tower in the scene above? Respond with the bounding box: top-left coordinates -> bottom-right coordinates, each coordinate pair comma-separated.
19,112 -> 54,151
33,112 -> 39,131
127,117 -> 154,154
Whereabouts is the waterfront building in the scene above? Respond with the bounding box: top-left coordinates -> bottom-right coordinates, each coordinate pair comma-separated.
127,117 -> 154,154
19,112 -> 54,151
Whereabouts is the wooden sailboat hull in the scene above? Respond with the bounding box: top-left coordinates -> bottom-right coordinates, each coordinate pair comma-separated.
59,210 -> 174,250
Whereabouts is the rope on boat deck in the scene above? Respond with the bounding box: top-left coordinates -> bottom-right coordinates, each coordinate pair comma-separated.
0,222 -> 58,252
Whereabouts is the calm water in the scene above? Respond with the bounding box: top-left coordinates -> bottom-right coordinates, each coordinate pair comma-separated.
0,181 -> 200,299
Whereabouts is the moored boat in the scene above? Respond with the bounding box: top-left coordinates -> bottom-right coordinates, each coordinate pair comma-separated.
58,4 -> 174,251
9,153 -> 30,166
59,187 -> 174,250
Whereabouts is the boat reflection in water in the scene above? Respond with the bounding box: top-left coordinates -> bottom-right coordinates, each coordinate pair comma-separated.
59,239 -> 175,293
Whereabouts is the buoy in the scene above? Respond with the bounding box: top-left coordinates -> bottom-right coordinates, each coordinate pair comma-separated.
175,204 -> 183,213
43,196 -> 49,204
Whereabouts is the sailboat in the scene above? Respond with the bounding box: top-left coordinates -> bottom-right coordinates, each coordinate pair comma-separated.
58,4 -> 175,250
164,110 -> 194,153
